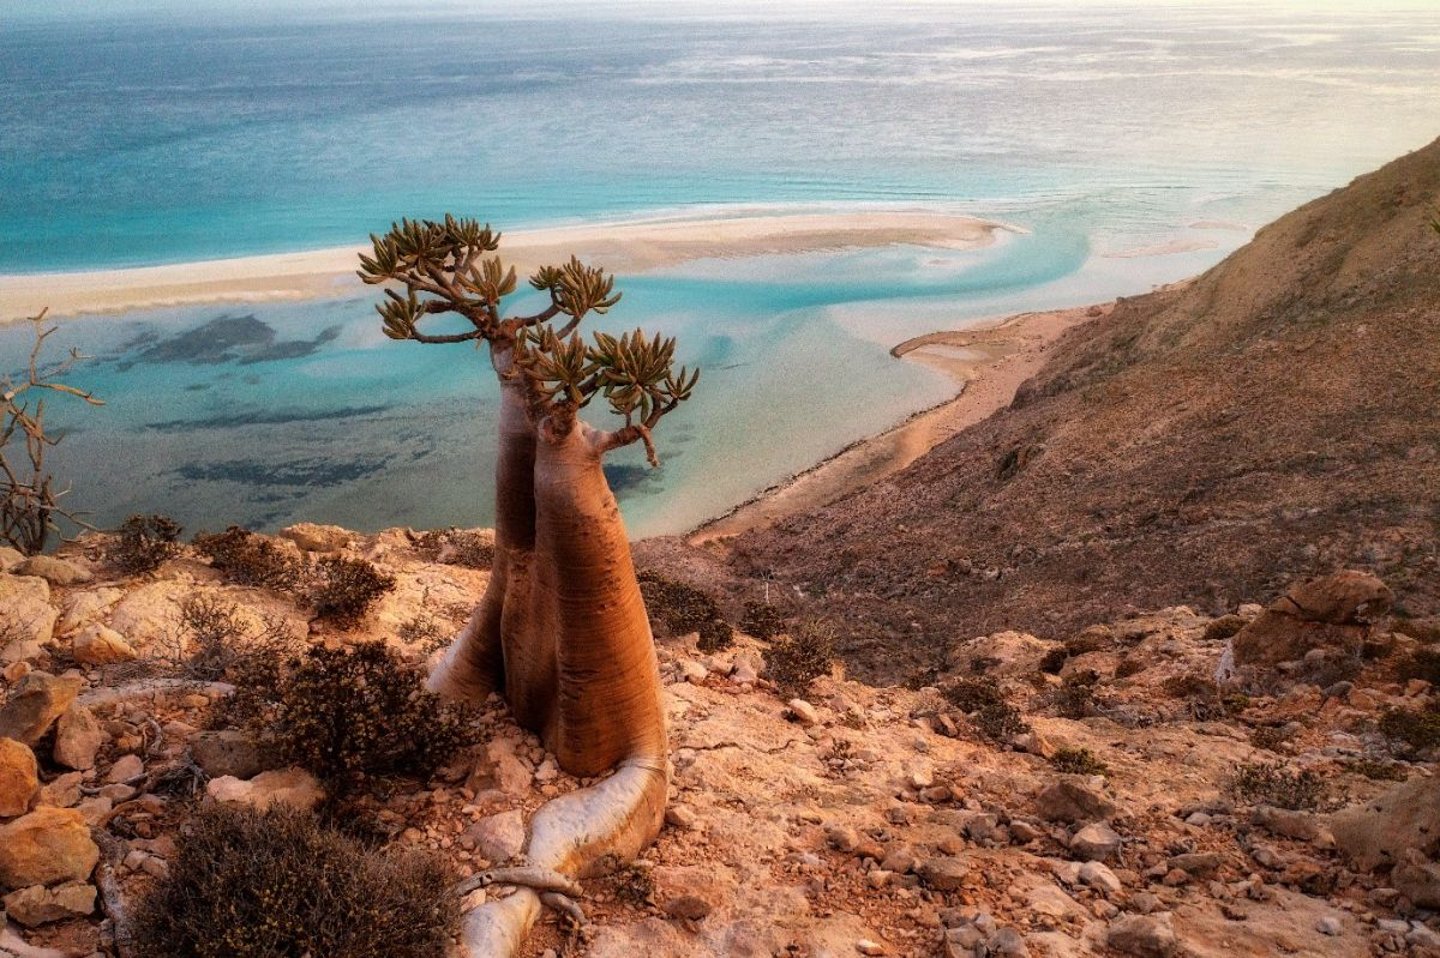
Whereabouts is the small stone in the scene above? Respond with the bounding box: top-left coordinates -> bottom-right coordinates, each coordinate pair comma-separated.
665,804 -> 699,830
1315,916 -> 1343,936
1035,777 -> 1117,824
786,698 -> 821,727
107,753 -> 144,784
1013,730 -> 1054,758
71,624 -> 138,666
0,806 -> 100,887
918,856 -> 970,891
664,894 -> 712,921
52,704 -> 106,772
856,940 -> 885,956
1010,819 -> 1045,843
2,880 -> 96,926
678,660 -> 708,684
906,765 -> 934,790
0,737 -> 39,818
0,671 -> 82,746
36,771 -> 82,809
1184,811 -> 1212,827
206,768 -> 324,813
730,660 -> 759,684
463,810 -> 525,863
1168,852 -> 1222,877
827,825 -> 861,852
1078,861 -> 1123,896
190,730 -> 270,780
1070,822 -> 1123,862
984,927 -> 1029,957
1107,913 -> 1178,958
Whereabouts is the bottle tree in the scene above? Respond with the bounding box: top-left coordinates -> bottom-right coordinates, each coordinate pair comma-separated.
360,217 -> 697,955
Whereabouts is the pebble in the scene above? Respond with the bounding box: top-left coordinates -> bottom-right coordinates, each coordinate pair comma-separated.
1315,916 -> 1343,936
856,939 -> 886,955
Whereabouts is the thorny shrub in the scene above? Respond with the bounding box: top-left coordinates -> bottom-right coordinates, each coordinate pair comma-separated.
1052,671 -> 1100,719
740,600 -> 790,641
260,641 -> 474,791
130,803 -> 456,958
1038,647 -> 1068,675
1397,647 -> 1440,686
194,526 -> 303,590
1049,746 -> 1109,776
1378,704 -> 1440,757
764,618 -> 836,695
309,555 -> 396,627
697,618 -> 734,653
1114,656 -> 1146,679
1347,758 -> 1409,782
414,527 -> 494,569
163,595 -> 296,684
940,676 -> 1031,744
1228,761 -> 1327,811
105,513 -> 182,575
600,854 -> 655,908
638,571 -> 724,637
1249,725 -> 1296,753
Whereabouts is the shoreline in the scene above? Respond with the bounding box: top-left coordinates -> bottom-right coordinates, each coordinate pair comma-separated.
0,210 -> 1010,323
685,300 -> 1111,546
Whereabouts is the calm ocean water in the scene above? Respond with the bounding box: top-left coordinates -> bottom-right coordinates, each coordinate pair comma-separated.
2,1 -> 1438,537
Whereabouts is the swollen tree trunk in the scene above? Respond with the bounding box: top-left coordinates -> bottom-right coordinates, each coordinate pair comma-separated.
440,413 -> 669,956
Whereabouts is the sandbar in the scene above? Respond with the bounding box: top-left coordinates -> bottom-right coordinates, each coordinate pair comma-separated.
0,211 -> 1008,322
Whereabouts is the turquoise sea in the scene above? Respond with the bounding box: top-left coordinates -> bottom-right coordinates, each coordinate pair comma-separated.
2,1 -> 1439,537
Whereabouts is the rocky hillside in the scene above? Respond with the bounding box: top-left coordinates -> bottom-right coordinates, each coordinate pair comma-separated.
1,527 -> 1438,957
728,137 -> 1440,686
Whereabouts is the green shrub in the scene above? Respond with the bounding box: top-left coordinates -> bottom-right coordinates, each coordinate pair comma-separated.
260,642 -> 474,790
105,514 -> 182,574
697,618 -> 734,653
764,619 -> 836,695
1378,705 -> 1440,757
309,555 -> 396,626
1049,746 -> 1108,775
195,526 -> 302,589
638,572 -> 723,636
130,803 -> 456,958
1397,647 -> 1440,686
1229,761 -> 1326,810
740,601 -> 789,641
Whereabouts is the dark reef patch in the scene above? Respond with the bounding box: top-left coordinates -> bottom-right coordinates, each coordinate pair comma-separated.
115,315 -> 343,369
173,454 -> 394,489
147,404 -> 393,433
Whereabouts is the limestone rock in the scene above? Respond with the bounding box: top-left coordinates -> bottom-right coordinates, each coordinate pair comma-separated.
14,556 -> 91,586
786,698 -> 821,727
0,807 -> 100,888
0,672 -> 82,746
1106,913 -> 1178,957
35,772 -> 82,809
206,768 -> 324,813
918,856 -> 971,891
71,624 -> 138,666
2,880 -> 96,926
1394,856 -> 1440,909
105,580 -> 191,649
0,738 -> 39,818
1078,861 -> 1123,896
1035,777 -> 1117,824
190,730 -> 272,780
1331,775 -> 1440,871
280,522 -> 353,553
107,753 -> 144,784
462,809 -> 526,863
52,704 -> 106,771
0,546 -> 24,571
947,630 -> 1053,677
0,574 -> 57,664
1070,822 -> 1122,862
56,587 -> 124,636
1230,571 -> 1391,669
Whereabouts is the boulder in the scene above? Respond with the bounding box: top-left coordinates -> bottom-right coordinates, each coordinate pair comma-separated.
0,738 -> 39,818
105,580 -> 190,649
106,753 -> 144,784
918,857 -> 971,891
206,768 -> 324,813
0,671 -> 82,747
1394,855 -> 1440,909
1035,777 -> 1117,824
52,704 -> 106,771
0,574 -> 57,664
279,523 -> 353,553
190,730 -> 272,780
0,546 -> 24,571
1332,775 -> 1440,871
462,809 -> 526,863
13,556 -> 91,587
1106,913 -> 1178,958
947,630 -> 1055,677
71,624 -> 138,666
1230,571 -> 1391,669
0,807 -> 100,888
2,880 -> 96,926
1069,822 -> 1122,862
1078,861 -> 1123,896
55,587 -> 124,636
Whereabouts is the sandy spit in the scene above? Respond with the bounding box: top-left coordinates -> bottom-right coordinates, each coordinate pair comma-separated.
0,211 -> 1009,322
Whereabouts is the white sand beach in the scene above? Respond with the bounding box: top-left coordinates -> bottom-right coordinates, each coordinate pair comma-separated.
0,211 -> 1010,322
